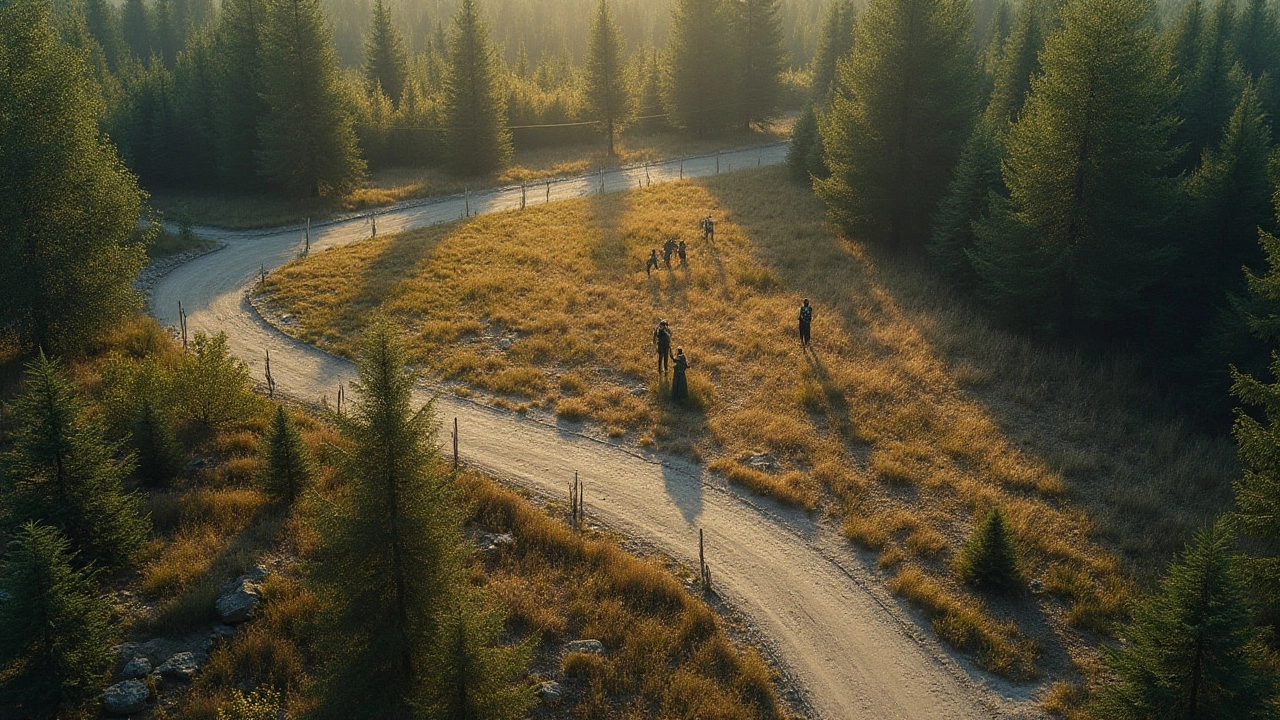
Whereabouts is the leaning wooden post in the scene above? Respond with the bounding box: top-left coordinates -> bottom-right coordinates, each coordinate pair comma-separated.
305,217 -> 311,250
545,179 -> 550,203
452,417 -> 459,469
465,189 -> 470,217
265,349 -> 274,399
177,301 -> 188,351
521,183 -> 526,209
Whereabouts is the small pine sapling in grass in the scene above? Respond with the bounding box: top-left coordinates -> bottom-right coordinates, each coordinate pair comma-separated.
425,596 -> 534,720
131,398 -> 184,488
0,523 -> 115,712
258,405 -> 315,504
956,507 -> 1023,593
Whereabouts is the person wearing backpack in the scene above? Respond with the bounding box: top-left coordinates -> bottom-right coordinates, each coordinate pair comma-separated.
653,320 -> 673,374
799,299 -> 813,347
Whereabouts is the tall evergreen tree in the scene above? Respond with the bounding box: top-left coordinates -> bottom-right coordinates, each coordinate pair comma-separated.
664,0 -> 736,134
120,0 -> 150,60
214,0 -> 269,190
730,0 -> 786,130
1235,0 -> 1280,88
1,354 -> 148,568
443,0 -> 510,175
929,119 -> 1005,287
1090,520 -> 1278,719
0,0 -> 147,352
809,0 -> 856,102
312,320 -> 487,717
258,405 -> 314,505
0,523 -> 114,714
815,0 -> 979,248
968,0 -> 1178,333
426,599 -> 532,720
983,0 -> 1056,132
1170,0 -> 1240,169
153,0 -> 179,67
130,398 -> 184,489
258,0 -> 366,197
83,0 -> 126,72
362,0 -> 408,106
584,0 -> 632,155
636,45 -> 666,131
1232,347 -> 1280,612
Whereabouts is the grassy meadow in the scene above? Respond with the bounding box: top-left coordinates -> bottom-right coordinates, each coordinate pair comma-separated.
150,123 -> 792,230
260,166 -> 1238,686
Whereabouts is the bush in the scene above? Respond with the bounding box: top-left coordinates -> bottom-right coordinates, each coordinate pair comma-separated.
215,687 -> 282,720
172,332 -> 266,429
132,399 -> 185,488
956,507 -> 1023,593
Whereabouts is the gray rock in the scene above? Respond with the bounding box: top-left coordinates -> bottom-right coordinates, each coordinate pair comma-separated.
537,681 -> 564,703
113,642 -> 140,663
563,639 -> 605,655
184,457 -> 210,474
156,651 -> 199,681
496,338 -> 514,350
138,638 -> 168,661
745,453 -> 780,472
477,532 -> 515,553
102,680 -> 150,715
120,656 -> 152,680
215,577 -> 262,624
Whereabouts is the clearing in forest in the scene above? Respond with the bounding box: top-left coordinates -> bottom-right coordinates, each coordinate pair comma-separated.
259,166 -> 1236,682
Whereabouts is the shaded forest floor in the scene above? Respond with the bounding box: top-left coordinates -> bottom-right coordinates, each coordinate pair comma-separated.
258,165 -> 1237,694
149,122 -> 794,230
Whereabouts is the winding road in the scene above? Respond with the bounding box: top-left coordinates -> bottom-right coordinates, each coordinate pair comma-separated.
151,144 -> 1026,719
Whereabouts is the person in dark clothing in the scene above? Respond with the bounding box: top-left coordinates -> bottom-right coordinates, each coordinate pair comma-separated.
678,240 -> 688,265
799,298 -> 813,347
672,348 -> 689,401
663,237 -> 677,269
654,320 -> 672,374
703,215 -> 715,241
646,249 -> 660,275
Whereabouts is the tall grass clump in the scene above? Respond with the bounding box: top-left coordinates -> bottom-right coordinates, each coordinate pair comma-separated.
956,507 -> 1023,594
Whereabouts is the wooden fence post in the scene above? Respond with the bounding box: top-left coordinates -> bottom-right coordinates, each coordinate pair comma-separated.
452,417 -> 459,469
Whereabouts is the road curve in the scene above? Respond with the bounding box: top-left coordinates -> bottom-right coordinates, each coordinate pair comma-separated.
151,144 -> 1012,720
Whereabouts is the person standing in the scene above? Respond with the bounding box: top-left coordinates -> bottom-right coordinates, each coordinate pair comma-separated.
653,320 -> 672,374
663,237 -> 676,269
646,249 -> 660,275
799,298 -> 813,347
678,240 -> 688,265
672,348 -> 690,401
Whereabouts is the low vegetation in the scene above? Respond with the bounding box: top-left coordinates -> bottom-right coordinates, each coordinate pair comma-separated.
261,166 -> 1238,685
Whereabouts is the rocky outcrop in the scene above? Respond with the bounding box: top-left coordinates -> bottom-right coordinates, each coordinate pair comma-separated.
156,651 -> 199,681
537,681 -> 564,704
102,680 -> 150,715
215,566 -> 270,624
563,639 -> 605,655
119,656 -> 152,680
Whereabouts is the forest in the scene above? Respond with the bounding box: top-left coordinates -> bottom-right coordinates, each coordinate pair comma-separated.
4,0 -> 1280,715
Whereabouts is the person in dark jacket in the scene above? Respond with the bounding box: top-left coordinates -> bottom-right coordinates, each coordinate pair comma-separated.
799,298 -> 813,347
672,348 -> 689,401
663,237 -> 677,269
654,320 -> 672,374
646,249 -> 660,275
678,240 -> 688,265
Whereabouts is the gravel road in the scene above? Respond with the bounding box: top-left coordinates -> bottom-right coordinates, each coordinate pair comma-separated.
151,144 -> 1024,720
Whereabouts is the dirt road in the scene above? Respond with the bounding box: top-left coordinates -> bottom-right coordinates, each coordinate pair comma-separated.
151,145 -> 1025,719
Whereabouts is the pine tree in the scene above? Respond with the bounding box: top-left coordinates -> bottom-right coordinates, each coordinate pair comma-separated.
153,0 -> 179,67
814,0 -> 979,248
584,0 -> 632,155
983,0 -> 1056,132
258,405 -> 314,505
664,0 -> 736,135
83,0 -> 126,72
809,0 -> 856,102
1,354 -> 148,568
214,0 -> 269,190
1235,0 -> 1280,87
730,0 -> 786,130
636,45 -> 666,131
121,0 -> 150,60
362,0 -> 408,106
311,319 -> 473,718
1170,0 -> 1240,169
0,0 -> 147,353
956,507 -> 1022,592
0,523 -> 114,713
425,598 -> 533,720
1090,520 -> 1278,719
1231,350 -> 1280,611
131,398 -> 184,489
968,0 -> 1178,333
930,119 -> 1005,288
443,0 -> 511,175
257,0 -> 366,197
787,102 -> 820,180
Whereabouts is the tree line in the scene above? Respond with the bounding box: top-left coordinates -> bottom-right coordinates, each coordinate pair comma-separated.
791,0 -> 1280,713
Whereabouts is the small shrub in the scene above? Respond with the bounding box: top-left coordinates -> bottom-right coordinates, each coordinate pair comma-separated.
735,266 -> 779,291
956,507 -> 1023,594
215,687 -> 282,720
555,397 -> 590,421
172,332 -> 266,429
258,406 -> 314,504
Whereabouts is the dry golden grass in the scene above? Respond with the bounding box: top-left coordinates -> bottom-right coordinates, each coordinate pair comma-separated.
150,124 -> 791,229
262,166 -> 1237,679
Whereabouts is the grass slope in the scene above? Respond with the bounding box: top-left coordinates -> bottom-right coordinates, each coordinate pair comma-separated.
262,166 -> 1237,687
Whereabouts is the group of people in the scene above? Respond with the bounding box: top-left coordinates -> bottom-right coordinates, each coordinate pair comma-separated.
652,299 -> 815,402
646,237 -> 689,275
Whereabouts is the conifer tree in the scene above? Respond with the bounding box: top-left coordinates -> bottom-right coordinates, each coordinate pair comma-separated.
788,102 -> 820,180
1,354 -> 148,568
1090,520 -> 1278,719
664,0 -> 736,134
426,599 -> 532,720
983,0 -> 1055,132
311,319 -> 473,718
258,405 -> 314,505
584,0 -> 632,155
1170,0 -> 1239,169
83,0 -> 126,72
1231,349 -> 1280,611
258,0 -> 366,197
1235,0 -> 1280,91
362,0 -> 408,106
121,0 -> 150,60
636,46 -> 666,131
730,0 -> 786,130
153,0 -> 179,67
214,0 -> 268,190
969,0 -> 1178,333
809,0 -> 856,102
0,0 -> 147,353
930,119 -> 1004,288
131,398 -> 184,489
443,0 -> 510,175
956,506 -> 1022,592
0,523 -> 114,713
815,0 -> 978,248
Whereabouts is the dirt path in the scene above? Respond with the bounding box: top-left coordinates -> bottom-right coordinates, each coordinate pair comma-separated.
151,145 -> 1027,720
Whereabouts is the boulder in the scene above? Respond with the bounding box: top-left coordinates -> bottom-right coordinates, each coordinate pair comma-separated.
563,639 -> 605,655
156,651 -> 199,681
745,453 -> 779,472
216,577 -> 263,624
102,680 -> 150,716
537,681 -> 564,704
120,656 -> 152,680
477,532 -> 515,554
